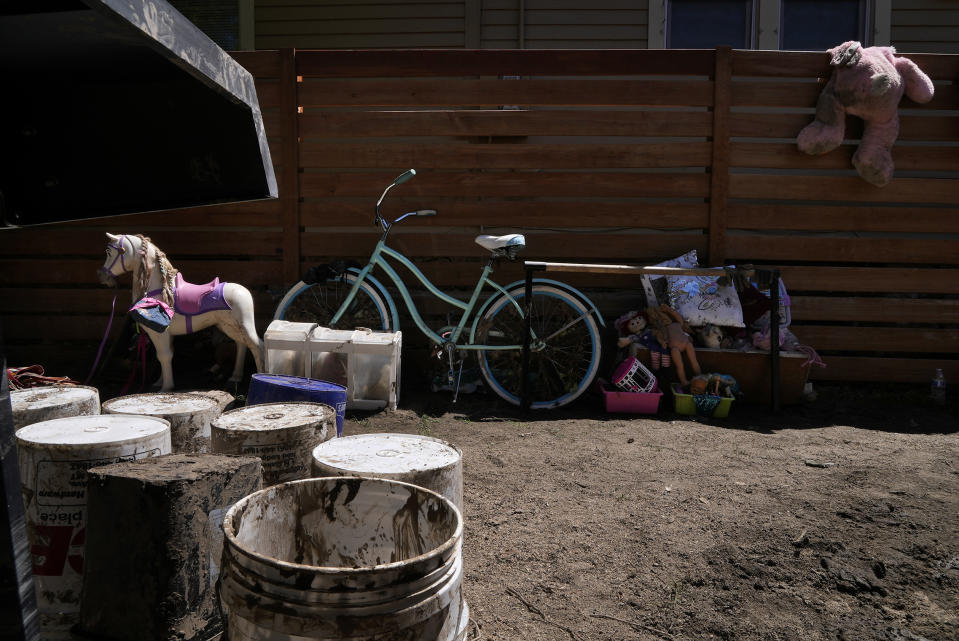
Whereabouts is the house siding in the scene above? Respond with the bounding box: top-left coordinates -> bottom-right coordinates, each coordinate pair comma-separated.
250,0 -> 649,50
482,0 -> 648,49
253,0 -> 468,49
891,0 -> 959,53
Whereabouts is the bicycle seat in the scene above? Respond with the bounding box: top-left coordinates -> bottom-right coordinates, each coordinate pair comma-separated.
475,234 -> 526,253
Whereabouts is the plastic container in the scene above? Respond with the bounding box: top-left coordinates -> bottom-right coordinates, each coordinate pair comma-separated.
310,327 -> 402,411
211,402 -> 335,486
263,321 -> 401,411
11,384 -> 100,429
671,383 -> 735,418
263,320 -> 317,377
15,414 -> 171,637
600,383 -> 662,414
218,477 -> 469,641
311,433 -> 463,511
247,374 -> 347,437
102,392 -> 220,453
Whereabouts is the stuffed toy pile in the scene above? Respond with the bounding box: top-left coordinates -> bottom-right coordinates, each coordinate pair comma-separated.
797,41 -> 935,187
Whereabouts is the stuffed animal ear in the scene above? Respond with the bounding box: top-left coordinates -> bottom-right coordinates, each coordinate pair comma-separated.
828,41 -> 862,67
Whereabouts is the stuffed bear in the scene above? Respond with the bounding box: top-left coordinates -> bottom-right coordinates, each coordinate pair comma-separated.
797,41 -> 934,187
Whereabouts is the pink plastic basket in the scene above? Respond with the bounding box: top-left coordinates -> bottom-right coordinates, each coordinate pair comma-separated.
610,357 -> 656,393
600,383 -> 662,414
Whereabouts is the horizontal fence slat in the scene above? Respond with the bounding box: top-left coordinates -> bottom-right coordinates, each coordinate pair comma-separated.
777,266 -> 959,295
231,50 -> 282,78
0,230 -> 284,258
729,175 -> 957,204
300,142 -> 713,170
295,49 -> 715,77
729,112 -> 959,142
297,78 -> 715,108
810,356 -> 959,383
732,50 -> 959,81
300,231 -> 708,261
732,80 -> 955,109
253,80 -> 281,107
300,171 -> 710,199
728,203 -> 959,234
299,110 -> 714,138
730,142 -> 959,172
0,260 -> 283,288
791,296 -> 959,324
796,326 -> 959,353
300,198 -> 709,229
727,234 -> 959,264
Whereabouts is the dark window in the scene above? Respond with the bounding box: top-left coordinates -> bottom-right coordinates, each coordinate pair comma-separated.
667,0 -> 753,49
781,0 -> 865,51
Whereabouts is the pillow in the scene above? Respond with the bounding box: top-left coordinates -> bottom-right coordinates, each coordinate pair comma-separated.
647,250 -> 698,281
646,250 -> 699,306
667,269 -> 745,328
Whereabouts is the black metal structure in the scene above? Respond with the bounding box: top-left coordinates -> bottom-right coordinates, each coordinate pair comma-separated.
0,0 -> 277,226
0,2 -> 277,637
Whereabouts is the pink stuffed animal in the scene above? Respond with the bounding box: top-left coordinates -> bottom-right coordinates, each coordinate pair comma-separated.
797,41 -> 934,187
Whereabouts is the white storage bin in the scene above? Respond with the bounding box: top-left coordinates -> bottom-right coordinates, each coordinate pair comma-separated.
310,327 -> 402,411
262,321 -> 401,411
263,320 -> 317,377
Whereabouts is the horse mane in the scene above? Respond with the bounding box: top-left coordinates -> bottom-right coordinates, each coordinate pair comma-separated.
132,234 -> 178,305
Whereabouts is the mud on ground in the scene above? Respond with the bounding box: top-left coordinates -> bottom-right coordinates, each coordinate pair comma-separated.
342,383 -> 958,641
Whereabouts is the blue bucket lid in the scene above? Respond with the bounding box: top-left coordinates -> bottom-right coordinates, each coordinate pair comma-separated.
250,374 -> 346,393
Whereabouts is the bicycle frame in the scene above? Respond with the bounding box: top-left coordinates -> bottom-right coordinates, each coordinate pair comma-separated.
330,235 -> 526,351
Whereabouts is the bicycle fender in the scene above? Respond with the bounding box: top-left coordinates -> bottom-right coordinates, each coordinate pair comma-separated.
346,267 -> 401,330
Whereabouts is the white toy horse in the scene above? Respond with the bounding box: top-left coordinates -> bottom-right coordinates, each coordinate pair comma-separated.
98,233 -> 263,391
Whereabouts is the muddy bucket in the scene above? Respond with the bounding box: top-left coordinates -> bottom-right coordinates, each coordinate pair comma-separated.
311,433 -> 463,512
218,477 -> 468,641
15,414 -> 171,638
11,384 -> 100,429
211,402 -> 335,486
247,374 -> 347,437
102,392 -> 221,453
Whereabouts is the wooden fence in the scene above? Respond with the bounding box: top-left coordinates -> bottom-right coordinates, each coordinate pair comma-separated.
1,48 -> 956,386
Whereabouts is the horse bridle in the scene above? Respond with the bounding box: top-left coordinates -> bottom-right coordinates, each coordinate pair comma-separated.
99,234 -> 130,280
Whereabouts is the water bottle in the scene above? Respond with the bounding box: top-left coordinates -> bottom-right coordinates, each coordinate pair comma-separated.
931,368 -> 946,405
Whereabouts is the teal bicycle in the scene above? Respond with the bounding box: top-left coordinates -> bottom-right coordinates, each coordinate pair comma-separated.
273,170 -> 605,408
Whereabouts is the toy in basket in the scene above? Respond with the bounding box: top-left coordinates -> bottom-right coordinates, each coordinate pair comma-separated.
611,357 -> 657,393
671,383 -> 735,418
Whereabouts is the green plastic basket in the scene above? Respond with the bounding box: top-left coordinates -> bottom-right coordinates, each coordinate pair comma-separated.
671,383 -> 734,418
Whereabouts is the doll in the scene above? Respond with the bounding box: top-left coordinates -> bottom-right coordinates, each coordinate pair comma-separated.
614,310 -> 671,369
645,303 -> 702,386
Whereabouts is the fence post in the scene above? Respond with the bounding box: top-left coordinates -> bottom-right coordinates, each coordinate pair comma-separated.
279,48 -> 301,286
708,46 -> 732,266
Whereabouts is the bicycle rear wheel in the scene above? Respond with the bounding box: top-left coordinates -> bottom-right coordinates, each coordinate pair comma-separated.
274,273 -> 392,331
476,285 -> 601,409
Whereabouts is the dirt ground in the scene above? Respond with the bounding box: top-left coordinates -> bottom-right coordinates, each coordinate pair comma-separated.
341,382 -> 958,641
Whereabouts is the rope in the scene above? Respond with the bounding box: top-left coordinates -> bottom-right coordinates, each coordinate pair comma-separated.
84,291 -> 119,385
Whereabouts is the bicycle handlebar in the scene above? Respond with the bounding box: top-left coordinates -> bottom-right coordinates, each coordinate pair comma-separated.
394,169 -> 416,185
375,168 -> 418,227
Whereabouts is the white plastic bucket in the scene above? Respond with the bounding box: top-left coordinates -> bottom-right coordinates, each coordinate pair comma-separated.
15,414 -> 171,637
219,477 -> 468,641
11,384 -> 100,429
211,402 -> 335,486
311,433 -> 464,512
102,392 -> 221,453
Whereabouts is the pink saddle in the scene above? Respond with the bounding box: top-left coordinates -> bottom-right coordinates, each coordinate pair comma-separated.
174,273 -> 222,315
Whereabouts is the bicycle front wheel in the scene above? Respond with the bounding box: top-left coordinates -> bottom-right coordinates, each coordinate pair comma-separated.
274,273 -> 392,331
476,285 -> 601,409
